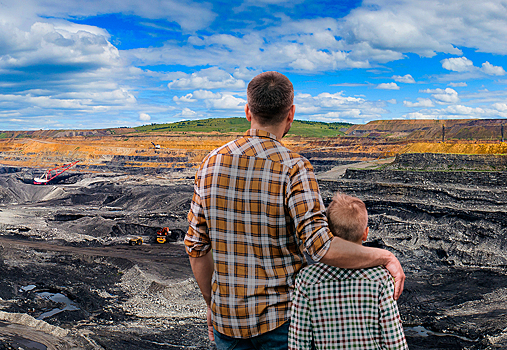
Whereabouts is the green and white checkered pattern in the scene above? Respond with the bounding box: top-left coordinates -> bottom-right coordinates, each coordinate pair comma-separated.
289,263 -> 408,349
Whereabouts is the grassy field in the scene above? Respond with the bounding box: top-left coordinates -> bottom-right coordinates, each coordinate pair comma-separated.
134,118 -> 352,138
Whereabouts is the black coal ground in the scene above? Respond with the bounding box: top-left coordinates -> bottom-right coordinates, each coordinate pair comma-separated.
0,160 -> 506,349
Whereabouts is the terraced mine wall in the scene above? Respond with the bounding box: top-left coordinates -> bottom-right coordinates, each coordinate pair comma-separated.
318,156 -> 507,349
387,152 -> 507,171
321,168 -> 507,267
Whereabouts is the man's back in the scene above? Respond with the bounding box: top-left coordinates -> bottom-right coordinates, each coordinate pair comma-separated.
289,262 -> 408,350
186,129 -> 332,338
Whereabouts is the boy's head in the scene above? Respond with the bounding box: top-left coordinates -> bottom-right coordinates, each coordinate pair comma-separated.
326,192 -> 369,245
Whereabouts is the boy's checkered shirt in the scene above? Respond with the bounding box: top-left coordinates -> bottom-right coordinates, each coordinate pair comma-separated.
185,129 -> 333,339
289,262 -> 408,349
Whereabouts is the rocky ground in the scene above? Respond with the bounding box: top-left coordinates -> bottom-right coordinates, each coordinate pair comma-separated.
0,153 -> 506,349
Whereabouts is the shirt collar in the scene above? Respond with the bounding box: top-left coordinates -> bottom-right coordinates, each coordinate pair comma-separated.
244,129 -> 279,141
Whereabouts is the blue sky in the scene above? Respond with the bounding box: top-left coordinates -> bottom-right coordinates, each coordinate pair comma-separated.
1,0 -> 506,130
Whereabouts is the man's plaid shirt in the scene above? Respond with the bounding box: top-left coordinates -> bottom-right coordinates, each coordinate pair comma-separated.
185,129 -> 333,339
289,262 -> 408,349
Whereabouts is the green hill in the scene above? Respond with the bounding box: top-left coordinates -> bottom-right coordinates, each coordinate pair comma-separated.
135,118 -> 352,137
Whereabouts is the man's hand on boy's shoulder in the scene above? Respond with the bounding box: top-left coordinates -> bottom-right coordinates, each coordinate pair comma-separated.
384,253 -> 405,300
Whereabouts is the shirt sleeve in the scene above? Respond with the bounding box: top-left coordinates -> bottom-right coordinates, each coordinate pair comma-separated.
286,157 -> 333,262
379,277 -> 409,350
288,276 -> 313,350
185,172 -> 212,258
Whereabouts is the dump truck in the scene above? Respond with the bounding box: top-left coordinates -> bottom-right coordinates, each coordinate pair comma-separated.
128,236 -> 143,246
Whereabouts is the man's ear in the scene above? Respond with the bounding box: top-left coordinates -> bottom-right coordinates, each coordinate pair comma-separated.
362,227 -> 369,242
287,105 -> 295,123
245,104 -> 252,121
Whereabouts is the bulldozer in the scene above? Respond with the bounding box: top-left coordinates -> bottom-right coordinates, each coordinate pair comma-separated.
156,227 -> 171,244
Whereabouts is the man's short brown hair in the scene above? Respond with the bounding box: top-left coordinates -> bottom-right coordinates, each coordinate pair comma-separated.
247,71 -> 294,125
326,192 -> 368,243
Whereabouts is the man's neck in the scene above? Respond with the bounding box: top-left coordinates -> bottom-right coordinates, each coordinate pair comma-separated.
249,120 -> 285,140
245,104 -> 294,140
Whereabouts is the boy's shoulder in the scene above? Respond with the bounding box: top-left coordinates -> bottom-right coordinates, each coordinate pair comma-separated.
296,262 -> 392,287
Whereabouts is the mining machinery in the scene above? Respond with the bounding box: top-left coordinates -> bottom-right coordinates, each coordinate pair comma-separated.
33,161 -> 79,185
156,227 -> 171,244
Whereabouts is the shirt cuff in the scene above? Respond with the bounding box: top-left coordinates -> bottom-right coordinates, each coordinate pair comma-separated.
305,227 -> 333,262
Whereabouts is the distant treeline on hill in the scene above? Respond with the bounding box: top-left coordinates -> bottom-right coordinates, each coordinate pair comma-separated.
135,117 -> 352,138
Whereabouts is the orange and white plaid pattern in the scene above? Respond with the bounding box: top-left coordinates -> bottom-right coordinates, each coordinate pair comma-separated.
186,129 -> 333,338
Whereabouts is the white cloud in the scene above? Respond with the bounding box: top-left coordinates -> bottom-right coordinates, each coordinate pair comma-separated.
126,0 -> 507,74
393,74 -> 415,83
481,61 -> 506,76
173,93 -> 197,103
449,82 -> 467,87
168,68 -> 246,90
376,82 -> 400,90
0,0 -> 216,32
294,91 -> 386,122
493,103 -> 507,111
296,92 -> 366,109
331,83 -> 370,87
441,57 -> 474,72
404,112 -> 441,120
421,88 -> 459,104
181,108 -> 198,117
0,21 -> 122,70
387,99 -> 397,104
444,105 -> 484,116
139,113 -> 151,121
403,98 -> 434,108
206,94 -> 246,110
192,90 -> 222,99
232,67 -> 260,81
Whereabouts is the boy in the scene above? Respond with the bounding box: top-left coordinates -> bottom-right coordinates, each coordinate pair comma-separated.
289,192 -> 408,349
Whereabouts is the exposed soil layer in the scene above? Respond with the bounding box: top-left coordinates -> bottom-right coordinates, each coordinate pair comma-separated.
0,152 -> 506,349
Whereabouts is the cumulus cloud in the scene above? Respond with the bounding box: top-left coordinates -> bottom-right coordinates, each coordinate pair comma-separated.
192,90 -> 222,99
376,82 -> 400,90
403,98 -> 434,108
173,93 -> 197,103
493,103 -> 507,112
168,68 -> 246,90
393,74 -> 415,83
0,21 -> 122,70
0,0 -> 216,32
441,57 -> 474,72
294,91 -> 386,122
206,94 -> 246,110
404,111 -> 441,120
449,82 -> 467,87
421,88 -> 459,104
0,14 -> 143,130
181,107 -> 198,117
139,113 -> 151,121
126,0 -> 507,75
444,105 -> 484,116
481,61 -> 506,76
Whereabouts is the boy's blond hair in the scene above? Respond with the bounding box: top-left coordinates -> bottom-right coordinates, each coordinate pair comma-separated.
326,192 -> 368,243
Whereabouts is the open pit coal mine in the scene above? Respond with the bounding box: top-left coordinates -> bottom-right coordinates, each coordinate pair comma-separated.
0,153 -> 506,350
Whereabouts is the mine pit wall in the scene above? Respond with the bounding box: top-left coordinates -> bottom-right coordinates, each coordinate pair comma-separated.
319,168 -> 507,269
387,152 -> 507,171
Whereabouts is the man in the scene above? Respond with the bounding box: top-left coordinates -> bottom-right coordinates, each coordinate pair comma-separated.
289,192 -> 408,349
185,71 -> 405,350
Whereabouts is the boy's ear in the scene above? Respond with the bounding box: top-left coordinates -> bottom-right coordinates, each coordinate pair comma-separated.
362,227 -> 369,242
